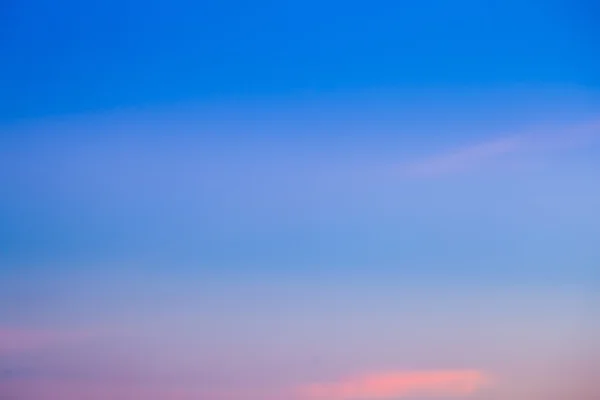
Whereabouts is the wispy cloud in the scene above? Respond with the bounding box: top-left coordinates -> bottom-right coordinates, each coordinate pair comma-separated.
402,137 -> 524,177
297,369 -> 491,399
400,119 -> 600,178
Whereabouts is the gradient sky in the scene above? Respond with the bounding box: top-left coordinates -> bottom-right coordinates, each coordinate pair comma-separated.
1,1 -> 600,399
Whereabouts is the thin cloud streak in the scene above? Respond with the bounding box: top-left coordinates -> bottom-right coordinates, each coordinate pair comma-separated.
402,137 -> 523,177
297,370 -> 491,399
399,119 -> 600,178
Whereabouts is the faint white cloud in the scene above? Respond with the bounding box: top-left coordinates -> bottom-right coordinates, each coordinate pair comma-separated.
399,119 -> 600,178
402,136 -> 524,177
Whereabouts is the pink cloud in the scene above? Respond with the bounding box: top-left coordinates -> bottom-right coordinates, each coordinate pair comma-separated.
297,370 -> 491,399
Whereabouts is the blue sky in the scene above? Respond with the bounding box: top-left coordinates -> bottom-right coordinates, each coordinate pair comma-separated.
1,1 -> 600,400
2,0 -> 599,121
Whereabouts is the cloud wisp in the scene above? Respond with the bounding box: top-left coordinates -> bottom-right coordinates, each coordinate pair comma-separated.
297,370 -> 491,400
399,119 -> 600,178
402,136 -> 524,178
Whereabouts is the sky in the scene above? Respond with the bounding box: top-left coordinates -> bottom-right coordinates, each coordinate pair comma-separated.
1,1 -> 600,399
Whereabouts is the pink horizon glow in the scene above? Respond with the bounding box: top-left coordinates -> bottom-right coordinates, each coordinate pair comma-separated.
298,370 -> 491,399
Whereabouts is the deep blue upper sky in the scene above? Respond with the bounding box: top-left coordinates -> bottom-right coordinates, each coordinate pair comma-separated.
2,0 -> 599,122
1,0 -> 600,275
